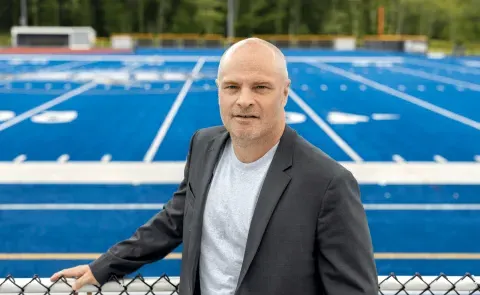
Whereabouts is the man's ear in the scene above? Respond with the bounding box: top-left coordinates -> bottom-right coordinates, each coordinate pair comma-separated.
282,79 -> 291,107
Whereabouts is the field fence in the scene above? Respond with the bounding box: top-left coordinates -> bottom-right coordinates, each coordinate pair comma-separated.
0,273 -> 479,295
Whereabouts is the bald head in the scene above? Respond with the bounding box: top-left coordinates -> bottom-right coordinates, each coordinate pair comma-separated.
217,38 -> 289,81
216,38 -> 291,148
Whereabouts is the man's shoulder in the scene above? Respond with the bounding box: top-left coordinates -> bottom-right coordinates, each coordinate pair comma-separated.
192,125 -> 227,143
292,132 -> 353,182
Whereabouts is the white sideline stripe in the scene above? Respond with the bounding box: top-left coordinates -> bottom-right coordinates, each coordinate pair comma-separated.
363,204 -> 480,210
0,203 -> 165,210
388,66 -> 480,91
309,62 -> 480,131
405,58 -> 480,75
0,81 -> 97,132
288,88 -> 363,162
41,61 -> 96,72
0,61 -> 95,85
0,54 -> 405,63
1,162 -> 479,184
0,253 -> 479,261
143,58 -> 206,163
1,203 -> 479,211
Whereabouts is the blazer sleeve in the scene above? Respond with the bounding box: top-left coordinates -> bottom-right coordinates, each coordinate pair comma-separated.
315,168 -> 379,295
88,131 -> 198,285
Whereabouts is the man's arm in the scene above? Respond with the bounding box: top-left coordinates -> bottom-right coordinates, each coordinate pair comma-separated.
88,131 -> 198,285
315,168 -> 378,295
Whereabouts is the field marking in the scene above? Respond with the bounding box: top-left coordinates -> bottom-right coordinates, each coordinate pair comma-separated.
405,58 -> 480,75
309,62 -> 480,131
1,162 -> 479,184
374,253 -> 480,260
2,203 -> 479,211
0,61 -> 96,85
0,81 -> 97,132
143,58 -> 206,163
363,204 -> 480,210
0,203 -> 165,210
0,253 -> 182,260
388,66 -> 480,91
0,54 -> 405,63
288,88 -> 363,162
40,61 -> 97,72
0,252 -> 479,260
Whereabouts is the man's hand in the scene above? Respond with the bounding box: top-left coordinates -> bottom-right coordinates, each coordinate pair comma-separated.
50,265 -> 100,291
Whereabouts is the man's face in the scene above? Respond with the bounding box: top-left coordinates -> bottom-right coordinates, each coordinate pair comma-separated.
217,46 -> 289,142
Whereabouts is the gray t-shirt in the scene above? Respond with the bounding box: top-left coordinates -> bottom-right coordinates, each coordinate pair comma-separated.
199,138 -> 279,295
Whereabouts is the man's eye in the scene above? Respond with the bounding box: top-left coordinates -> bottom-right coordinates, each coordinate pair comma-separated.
225,85 -> 238,89
256,85 -> 268,89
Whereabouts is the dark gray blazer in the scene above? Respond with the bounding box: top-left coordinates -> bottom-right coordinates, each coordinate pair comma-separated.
89,124 -> 378,295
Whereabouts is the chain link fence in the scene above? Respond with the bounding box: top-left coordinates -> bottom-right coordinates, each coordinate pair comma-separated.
1,273 -> 479,295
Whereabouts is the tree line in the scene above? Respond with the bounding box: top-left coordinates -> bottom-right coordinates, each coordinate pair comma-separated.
0,0 -> 478,42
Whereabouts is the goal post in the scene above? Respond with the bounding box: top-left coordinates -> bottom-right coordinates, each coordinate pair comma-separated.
10,26 -> 96,50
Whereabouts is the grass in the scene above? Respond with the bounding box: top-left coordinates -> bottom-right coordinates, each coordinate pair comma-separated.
0,34 -> 478,56
429,39 -> 480,55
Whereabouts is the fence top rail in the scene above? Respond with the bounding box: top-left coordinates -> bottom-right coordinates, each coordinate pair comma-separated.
0,274 -> 479,294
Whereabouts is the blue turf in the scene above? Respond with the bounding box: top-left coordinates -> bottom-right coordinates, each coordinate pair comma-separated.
400,63 -> 480,84
0,210 -> 183,253
1,58 -> 478,162
1,184 -> 479,204
1,50 -> 479,279
331,63 -> 480,121
1,207 -> 478,253
291,62 -> 480,161
0,260 -> 182,279
0,86 -> 177,161
0,60 -> 67,75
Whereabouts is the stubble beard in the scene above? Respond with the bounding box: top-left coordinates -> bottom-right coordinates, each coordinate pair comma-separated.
230,117 -> 282,149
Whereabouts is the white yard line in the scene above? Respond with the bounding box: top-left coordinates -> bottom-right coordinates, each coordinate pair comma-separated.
388,66 -> 480,91
0,54 -> 404,63
288,88 -> 363,162
0,62 -> 141,132
1,162 -> 479,184
143,58 -> 206,163
1,203 -> 478,211
41,60 -> 96,72
0,81 -> 97,132
309,62 -> 480,131
363,204 -> 480,210
0,61 -> 95,84
0,203 -> 165,210
405,58 -> 480,75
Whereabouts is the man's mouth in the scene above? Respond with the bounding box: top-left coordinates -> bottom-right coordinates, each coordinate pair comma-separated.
234,115 -> 258,118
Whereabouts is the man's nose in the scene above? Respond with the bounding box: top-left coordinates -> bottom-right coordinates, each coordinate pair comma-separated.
236,88 -> 254,107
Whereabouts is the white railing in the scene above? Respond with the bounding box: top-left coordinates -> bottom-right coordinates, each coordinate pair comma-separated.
0,274 -> 479,294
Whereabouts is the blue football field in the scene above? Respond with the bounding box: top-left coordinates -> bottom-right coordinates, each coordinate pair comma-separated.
0,49 -> 479,279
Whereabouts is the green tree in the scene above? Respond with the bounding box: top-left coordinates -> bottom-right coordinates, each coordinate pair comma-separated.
38,0 -> 59,26
0,0 -> 478,42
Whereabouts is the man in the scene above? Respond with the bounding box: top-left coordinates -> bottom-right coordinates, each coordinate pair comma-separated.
50,38 -> 378,295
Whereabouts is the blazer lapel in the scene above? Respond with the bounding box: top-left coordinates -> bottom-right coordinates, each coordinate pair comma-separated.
235,125 -> 296,291
195,130 -> 230,214
188,128 -> 230,286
